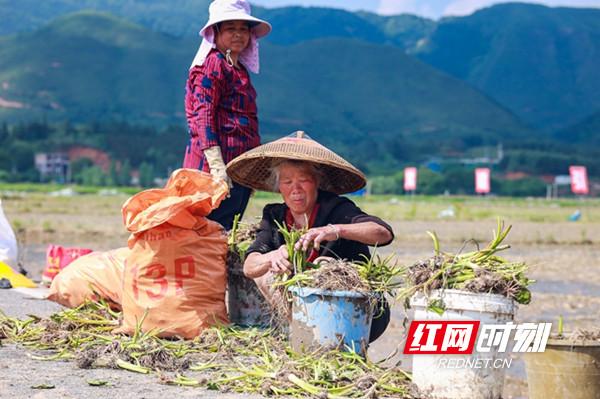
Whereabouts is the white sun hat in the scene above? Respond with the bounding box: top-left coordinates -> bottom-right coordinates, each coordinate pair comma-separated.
190,0 -> 272,73
201,0 -> 271,38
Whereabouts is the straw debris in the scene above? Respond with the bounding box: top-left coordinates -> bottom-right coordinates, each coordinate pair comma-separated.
564,328 -> 600,342
309,258 -> 369,292
0,301 -> 415,397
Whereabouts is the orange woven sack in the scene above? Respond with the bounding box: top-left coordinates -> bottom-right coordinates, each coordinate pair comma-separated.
48,247 -> 129,309
43,245 -> 93,284
117,169 -> 229,339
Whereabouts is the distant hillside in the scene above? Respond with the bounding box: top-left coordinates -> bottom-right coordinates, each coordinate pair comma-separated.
356,11 -> 436,49
255,7 -> 386,45
0,11 -> 532,173
0,0 -> 432,48
3,1 -> 600,134
0,11 -> 192,123
0,0 -> 212,37
555,110 -> 600,145
254,7 -> 434,49
415,2 -> 600,130
255,38 -> 530,171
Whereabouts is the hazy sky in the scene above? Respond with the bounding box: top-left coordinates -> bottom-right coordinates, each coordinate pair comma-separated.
252,0 -> 600,19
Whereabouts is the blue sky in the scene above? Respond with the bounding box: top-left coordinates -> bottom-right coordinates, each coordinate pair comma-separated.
252,0 -> 600,19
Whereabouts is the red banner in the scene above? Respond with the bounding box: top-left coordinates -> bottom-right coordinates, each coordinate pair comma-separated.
475,168 -> 491,194
404,167 -> 417,191
569,166 -> 589,195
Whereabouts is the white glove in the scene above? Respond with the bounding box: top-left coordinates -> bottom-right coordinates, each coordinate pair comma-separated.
204,146 -> 232,189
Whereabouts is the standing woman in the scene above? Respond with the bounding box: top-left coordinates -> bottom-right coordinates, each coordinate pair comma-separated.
183,0 -> 271,230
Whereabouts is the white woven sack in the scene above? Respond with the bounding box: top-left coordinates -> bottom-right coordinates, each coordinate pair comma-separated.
0,199 -> 18,268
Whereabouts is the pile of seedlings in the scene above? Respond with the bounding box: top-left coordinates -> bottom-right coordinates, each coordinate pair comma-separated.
553,317 -> 600,342
553,327 -> 600,342
0,300 -> 415,397
401,219 -> 533,307
566,329 -> 600,341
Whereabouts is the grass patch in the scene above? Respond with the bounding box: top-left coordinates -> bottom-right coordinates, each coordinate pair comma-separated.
0,183 -> 138,195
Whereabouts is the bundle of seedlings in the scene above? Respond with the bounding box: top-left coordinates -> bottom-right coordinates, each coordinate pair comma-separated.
401,219 -> 533,308
0,301 -> 416,398
273,221 -> 402,295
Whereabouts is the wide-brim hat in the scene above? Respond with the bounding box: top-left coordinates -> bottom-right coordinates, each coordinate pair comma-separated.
200,0 -> 271,39
227,131 -> 367,194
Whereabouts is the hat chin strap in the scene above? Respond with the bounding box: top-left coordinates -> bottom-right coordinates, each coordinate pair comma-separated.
225,49 -> 234,67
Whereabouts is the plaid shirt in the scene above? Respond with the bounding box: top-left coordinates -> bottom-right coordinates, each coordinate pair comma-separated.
183,49 -> 260,172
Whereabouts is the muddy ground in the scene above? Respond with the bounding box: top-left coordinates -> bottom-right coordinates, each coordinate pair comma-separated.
1,193 -> 599,398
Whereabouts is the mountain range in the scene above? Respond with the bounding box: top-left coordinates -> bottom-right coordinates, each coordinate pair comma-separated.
0,1 -> 599,175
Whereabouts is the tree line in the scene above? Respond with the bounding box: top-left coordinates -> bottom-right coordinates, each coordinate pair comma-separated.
0,120 -> 187,188
0,120 -> 595,196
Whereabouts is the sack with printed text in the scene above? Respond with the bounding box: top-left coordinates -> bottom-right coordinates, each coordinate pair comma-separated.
116,169 -> 229,339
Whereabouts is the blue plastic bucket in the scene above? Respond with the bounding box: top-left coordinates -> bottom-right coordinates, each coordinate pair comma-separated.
289,286 -> 373,354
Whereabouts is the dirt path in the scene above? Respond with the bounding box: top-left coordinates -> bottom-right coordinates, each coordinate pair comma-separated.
2,194 -> 599,398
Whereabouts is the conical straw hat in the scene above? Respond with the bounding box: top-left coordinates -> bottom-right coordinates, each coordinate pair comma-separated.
226,131 -> 366,194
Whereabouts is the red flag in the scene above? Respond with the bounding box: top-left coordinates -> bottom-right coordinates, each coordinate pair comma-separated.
404,167 -> 417,191
569,166 -> 589,195
475,168 -> 491,194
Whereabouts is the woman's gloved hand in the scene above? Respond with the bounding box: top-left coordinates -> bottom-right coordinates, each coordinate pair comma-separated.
204,146 -> 232,189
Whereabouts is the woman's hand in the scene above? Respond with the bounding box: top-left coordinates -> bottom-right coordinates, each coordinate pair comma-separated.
269,245 -> 292,275
295,224 -> 340,252
244,246 -> 292,278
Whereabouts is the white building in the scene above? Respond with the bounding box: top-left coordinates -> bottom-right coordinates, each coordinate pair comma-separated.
34,152 -> 70,183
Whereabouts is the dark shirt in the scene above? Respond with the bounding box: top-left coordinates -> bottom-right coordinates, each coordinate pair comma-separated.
246,191 -> 394,261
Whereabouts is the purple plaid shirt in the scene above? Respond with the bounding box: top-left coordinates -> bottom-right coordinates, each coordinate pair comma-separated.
183,49 -> 260,172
